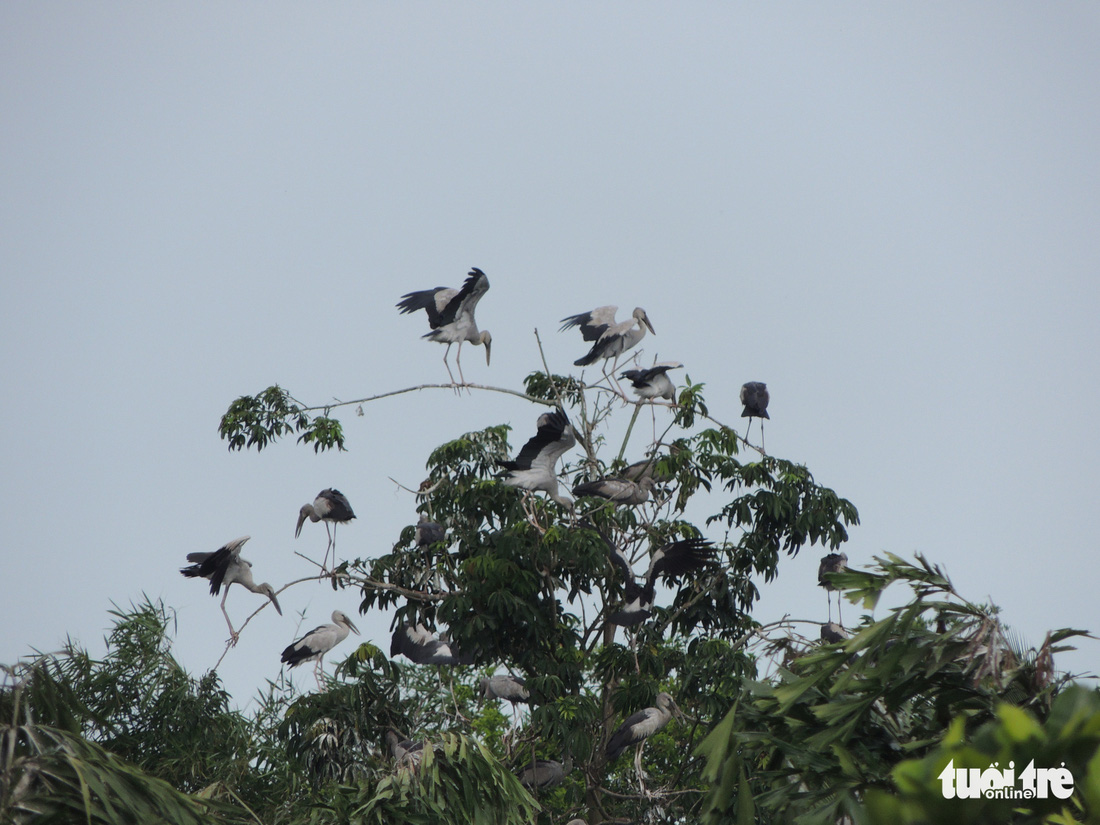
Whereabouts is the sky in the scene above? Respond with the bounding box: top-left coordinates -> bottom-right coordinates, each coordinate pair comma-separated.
2,3 -> 1098,708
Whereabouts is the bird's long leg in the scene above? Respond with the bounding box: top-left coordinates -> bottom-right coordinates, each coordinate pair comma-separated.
441,343 -> 459,388
826,590 -> 833,624
455,341 -> 468,390
744,418 -> 754,445
322,522 -> 333,573
634,743 -> 648,795
220,590 -> 239,646
837,592 -> 843,627
760,420 -> 766,454
314,655 -> 325,691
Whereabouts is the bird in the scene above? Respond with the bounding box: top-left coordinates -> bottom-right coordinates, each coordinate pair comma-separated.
605,692 -> 681,792
480,674 -> 529,726
621,453 -> 673,484
385,730 -> 426,770
415,514 -> 446,547
280,609 -> 360,687
560,306 -> 655,390
390,623 -> 473,665
479,674 -> 529,704
295,488 -> 356,573
396,267 -> 492,386
740,381 -> 770,447
180,536 -> 282,645
604,535 -> 716,626
820,621 -> 847,644
516,758 -> 570,791
818,552 -> 848,625
619,362 -> 682,402
498,407 -> 577,514
572,475 -> 656,507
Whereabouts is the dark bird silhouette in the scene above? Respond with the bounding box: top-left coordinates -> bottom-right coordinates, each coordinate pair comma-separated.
603,534 -> 716,626
415,514 -> 446,547
385,730 -> 426,770
818,552 -> 848,624
396,267 -> 492,385
296,488 -> 356,572
180,536 -> 281,645
820,621 -> 847,644
740,381 -> 770,447
517,758 -> 570,790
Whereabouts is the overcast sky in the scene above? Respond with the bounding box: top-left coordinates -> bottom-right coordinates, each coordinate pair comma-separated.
2,3 -> 1098,706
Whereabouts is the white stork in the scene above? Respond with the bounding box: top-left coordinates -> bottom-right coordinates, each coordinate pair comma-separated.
740,381 -> 770,448
498,407 -> 577,516
619,362 -> 682,402
396,267 -> 492,386
818,552 -> 848,625
606,692 -> 682,792
180,536 -> 282,645
572,475 -> 656,507
280,609 -> 360,687
390,622 -> 473,665
296,488 -> 356,573
603,534 -> 716,627
560,306 -> 655,389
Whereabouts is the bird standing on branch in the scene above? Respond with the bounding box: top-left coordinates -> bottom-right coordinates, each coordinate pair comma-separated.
295,488 -> 356,573
396,267 -> 492,386
180,535 -> 282,645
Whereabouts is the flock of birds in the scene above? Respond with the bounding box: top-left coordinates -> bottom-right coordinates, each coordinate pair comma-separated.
180,266 -> 852,810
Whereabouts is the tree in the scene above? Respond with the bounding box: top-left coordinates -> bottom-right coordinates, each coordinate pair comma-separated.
3,363 -> 1091,824
215,367 -> 858,823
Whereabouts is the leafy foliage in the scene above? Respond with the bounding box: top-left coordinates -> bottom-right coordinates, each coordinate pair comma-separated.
695,554 -> 1091,825
219,385 -> 345,452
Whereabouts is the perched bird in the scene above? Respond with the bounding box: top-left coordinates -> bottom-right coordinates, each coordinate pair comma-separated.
415,514 -> 446,547
396,267 -> 492,386
180,536 -> 282,645
479,674 -> 529,705
281,610 -> 360,686
296,488 -> 356,572
604,535 -> 716,626
498,407 -> 577,512
621,454 -> 673,484
619,362 -> 682,402
385,730 -> 426,770
480,674 -> 529,726
606,692 -> 681,792
740,381 -> 770,447
560,306 -> 655,389
573,475 -> 656,507
517,758 -> 568,791
818,552 -> 848,625
820,621 -> 847,644
390,623 -> 473,665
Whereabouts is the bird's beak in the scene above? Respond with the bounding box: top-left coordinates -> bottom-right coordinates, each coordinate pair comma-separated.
347,618 -> 361,635
269,592 -> 283,615
295,509 -> 307,538
484,338 -> 492,366
642,314 -> 656,335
